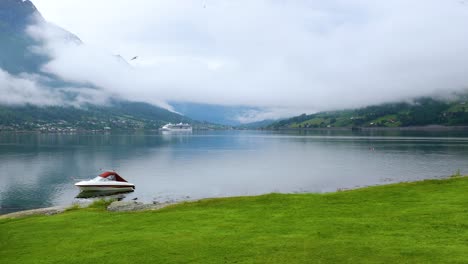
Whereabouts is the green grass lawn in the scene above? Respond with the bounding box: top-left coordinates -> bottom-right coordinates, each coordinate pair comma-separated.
1,177 -> 467,263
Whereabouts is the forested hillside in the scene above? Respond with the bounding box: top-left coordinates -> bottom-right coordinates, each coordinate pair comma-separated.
0,102 -> 196,131
268,97 -> 468,129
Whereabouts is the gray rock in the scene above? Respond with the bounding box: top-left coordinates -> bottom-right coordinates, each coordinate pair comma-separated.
0,206 -> 67,219
0,200 -> 185,218
107,201 -> 144,212
107,201 -> 175,212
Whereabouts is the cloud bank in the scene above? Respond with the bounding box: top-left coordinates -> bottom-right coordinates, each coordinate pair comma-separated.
6,0 -> 468,121
0,69 -> 110,107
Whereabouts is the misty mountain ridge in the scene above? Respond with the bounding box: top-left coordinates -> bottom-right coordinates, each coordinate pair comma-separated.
0,0 -> 271,126
0,0 -> 80,72
0,0 -> 200,130
169,102 -> 265,126
0,0 -> 46,74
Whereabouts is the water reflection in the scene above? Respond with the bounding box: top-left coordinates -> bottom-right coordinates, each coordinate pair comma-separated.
75,190 -> 133,199
1,130 -> 468,214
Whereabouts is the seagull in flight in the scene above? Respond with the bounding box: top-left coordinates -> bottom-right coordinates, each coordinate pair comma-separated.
131,56 -> 138,61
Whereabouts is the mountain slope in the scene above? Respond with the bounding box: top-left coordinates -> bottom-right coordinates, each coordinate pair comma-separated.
0,102 -> 193,131
0,0 -> 47,73
268,96 -> 468,129
236,119 -> 277,129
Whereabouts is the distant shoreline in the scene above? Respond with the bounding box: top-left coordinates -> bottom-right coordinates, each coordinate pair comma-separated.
267,125 -> 468,131
3,125 -> 468,133
0,128 -> 218,134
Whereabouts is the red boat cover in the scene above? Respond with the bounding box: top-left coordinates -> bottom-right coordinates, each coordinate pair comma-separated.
99,171 -> 128,182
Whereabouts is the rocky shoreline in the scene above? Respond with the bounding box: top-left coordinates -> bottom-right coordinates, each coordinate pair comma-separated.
1,175 -> 458,220
0,206 -> 68,219
0,200 -> 178,219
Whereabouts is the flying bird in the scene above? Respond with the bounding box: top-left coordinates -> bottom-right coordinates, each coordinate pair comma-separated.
131,56 -> 138,60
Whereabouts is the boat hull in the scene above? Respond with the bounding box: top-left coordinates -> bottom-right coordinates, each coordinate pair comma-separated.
75,172 -> 135,193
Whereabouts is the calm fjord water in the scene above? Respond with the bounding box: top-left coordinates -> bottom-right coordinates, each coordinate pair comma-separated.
1,130 -> 468,214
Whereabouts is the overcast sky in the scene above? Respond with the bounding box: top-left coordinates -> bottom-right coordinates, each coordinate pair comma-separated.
12,1 -> 468,120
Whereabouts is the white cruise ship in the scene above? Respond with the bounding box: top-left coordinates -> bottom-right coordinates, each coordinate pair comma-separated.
160,123 -> 193,131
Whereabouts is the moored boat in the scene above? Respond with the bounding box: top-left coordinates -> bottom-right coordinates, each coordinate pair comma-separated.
75,171 -> 135,192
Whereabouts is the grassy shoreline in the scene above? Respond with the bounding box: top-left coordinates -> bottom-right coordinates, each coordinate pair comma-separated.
0,176 -> 448,218
1,177 -> 467,263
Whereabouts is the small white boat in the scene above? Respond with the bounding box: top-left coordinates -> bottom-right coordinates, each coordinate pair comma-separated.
160,123 -> 192,132
75,171 -> 135,192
